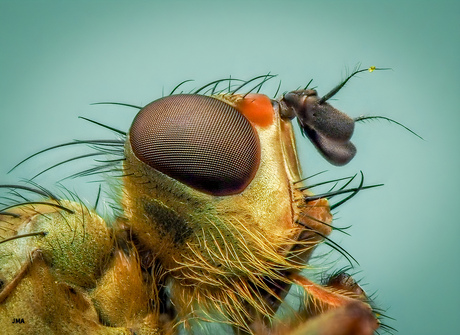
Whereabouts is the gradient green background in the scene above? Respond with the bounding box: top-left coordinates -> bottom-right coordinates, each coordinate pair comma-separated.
1,1 -> 458,334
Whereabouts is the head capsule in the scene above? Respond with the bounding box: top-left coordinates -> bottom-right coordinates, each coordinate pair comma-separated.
121,88 -> 306,272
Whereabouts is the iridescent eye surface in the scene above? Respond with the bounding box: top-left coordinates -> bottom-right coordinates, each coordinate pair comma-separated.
129,94 -> 261,196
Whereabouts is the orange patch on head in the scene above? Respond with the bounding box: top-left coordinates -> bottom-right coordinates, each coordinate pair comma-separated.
235,94 -> 274,127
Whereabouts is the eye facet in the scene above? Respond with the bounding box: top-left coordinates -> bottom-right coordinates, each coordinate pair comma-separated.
129,94 -> 261,196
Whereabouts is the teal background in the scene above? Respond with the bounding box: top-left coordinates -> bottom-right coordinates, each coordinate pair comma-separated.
0,0 -> 458,334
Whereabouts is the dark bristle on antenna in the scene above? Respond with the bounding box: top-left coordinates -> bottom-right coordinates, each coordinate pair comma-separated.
319,67 -> 391,104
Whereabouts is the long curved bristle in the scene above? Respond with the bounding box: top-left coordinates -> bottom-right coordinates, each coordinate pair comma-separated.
0,231 -> 47,245
31,153 -> 105,180
355,115 -> 423,140
320,66 -> 391,104
193,78 -> 244,95
8,139 -> 124,173
304,172 -> 383,207
0,184 -> 54,200
169,79 -> 195,95
0,211 -> 20,218
1,201 -> 75,214
78,116 -> 127,135
293,170 -> 328,185
271,79 -> 282,99
231,74 -> 277,94
90,102 -> 143,110
64,163 -> 123,180
298,175 -> 356,191
94,184 -> 102,210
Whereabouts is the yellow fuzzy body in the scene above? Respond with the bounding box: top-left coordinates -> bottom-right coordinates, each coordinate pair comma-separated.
0,90 -> 377,335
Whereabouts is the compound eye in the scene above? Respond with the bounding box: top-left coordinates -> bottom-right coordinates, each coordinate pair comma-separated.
129,94 -> 261,196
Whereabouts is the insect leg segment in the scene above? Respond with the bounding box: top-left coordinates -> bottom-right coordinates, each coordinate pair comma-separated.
281,272 -> 378,335
0,249 -> 42,304
286,302 -> 379,335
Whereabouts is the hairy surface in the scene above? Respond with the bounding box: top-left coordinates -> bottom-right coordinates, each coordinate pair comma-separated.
0,73 -> 402,334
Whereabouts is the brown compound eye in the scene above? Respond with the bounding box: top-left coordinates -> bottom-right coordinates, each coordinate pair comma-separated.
129,94 -> 261,196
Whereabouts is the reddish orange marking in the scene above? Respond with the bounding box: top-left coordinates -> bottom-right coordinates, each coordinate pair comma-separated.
235,94 -> 274,127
